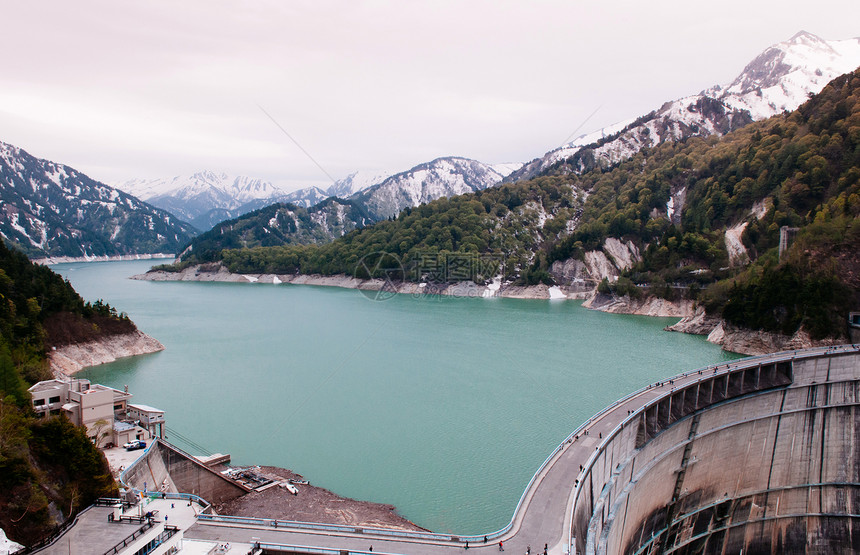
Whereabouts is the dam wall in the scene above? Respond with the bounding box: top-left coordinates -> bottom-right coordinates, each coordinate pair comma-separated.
572,348 -> 860,554
122,439 -> 247,505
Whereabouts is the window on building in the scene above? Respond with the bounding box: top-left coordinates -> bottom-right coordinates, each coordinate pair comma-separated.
33,399 -> 45,406
49,396 -> 61,404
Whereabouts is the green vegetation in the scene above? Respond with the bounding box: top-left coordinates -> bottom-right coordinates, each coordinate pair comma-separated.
0,240 -> 120,546
164,69 -> 860,340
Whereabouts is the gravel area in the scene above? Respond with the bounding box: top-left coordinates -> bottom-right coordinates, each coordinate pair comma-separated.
213,466 -> 427,532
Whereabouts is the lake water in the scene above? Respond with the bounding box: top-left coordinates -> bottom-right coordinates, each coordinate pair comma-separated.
54,259 -> 741,535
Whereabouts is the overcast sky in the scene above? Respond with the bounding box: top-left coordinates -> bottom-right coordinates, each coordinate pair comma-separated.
2,1 -> 859,191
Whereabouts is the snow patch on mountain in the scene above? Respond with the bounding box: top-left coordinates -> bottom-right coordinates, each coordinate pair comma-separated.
280,186 -> 329,208
328,169 -> 394,198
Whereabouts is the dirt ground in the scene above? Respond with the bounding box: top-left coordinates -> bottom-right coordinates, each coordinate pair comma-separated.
213,466 -> 427,532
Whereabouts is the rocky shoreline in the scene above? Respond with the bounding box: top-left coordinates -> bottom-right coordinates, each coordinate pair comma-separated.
34,253 -> 175,265
49,330 -> 165,375
133,263 -> 594,302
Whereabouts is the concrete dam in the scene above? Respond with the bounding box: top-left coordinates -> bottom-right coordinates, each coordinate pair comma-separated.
574,347 -> 860,554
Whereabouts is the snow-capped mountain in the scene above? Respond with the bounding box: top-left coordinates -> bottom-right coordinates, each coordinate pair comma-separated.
715,31 -> 860,117
116,171 -> 294,230
117,168 -> 397,230
508,31 -> 860,182
352,157 -> 521,220
0,141 -> 196,259
120,157 -> 521,232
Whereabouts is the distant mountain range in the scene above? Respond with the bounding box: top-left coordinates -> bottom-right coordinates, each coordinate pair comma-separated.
117,169 -> 392,231
0,141 -> 195,259
117,158 -> 520,231
507,31 -> 860,181
174,158 -> 519,258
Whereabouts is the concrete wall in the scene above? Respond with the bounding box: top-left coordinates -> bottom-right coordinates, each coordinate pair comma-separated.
123,440 -> 247,505
573,349 -> 860,554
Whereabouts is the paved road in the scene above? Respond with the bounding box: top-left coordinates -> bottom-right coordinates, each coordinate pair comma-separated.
184,345 -> 859,555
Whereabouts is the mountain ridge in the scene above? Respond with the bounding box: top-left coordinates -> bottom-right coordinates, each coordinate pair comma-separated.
0,141 -> 196,258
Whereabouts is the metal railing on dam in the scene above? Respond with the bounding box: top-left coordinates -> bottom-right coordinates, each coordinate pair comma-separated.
110,344 -> 860,555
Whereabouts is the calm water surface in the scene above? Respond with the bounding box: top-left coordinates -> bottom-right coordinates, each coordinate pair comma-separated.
54,259 -> 741,534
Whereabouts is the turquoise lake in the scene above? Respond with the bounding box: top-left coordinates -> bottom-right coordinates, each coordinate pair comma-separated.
54,259 -> 741,535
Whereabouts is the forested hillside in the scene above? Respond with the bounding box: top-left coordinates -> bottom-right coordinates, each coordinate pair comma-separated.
0,240 -> 119,546
547,68 -> 860,338
176,198 -> 374,266
161,69 -> 860,340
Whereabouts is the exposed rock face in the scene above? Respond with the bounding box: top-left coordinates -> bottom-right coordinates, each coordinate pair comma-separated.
724,221 -> 750,267
706,322 -> 842,355
549,258 -> 594,291
552,239 -> 641,287
665,306 -> 724,335
602,238 -> 640,271
584,251 -> 618,282
667,306 -> 843,355
50,330 -> 165,375
583,293 -> 694,317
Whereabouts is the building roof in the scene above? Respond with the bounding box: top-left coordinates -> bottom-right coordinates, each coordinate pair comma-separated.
128,403 -> 164,414
113,421 -> 136,432
89,384 -> 132,400
27,379 -> 65,393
